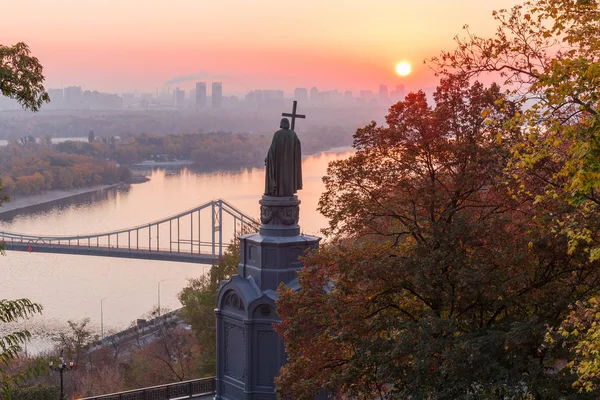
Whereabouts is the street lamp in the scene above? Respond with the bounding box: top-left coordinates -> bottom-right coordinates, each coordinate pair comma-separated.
158,279 -> 168,317
100,297 -> 108,340
49,350 -> 74,400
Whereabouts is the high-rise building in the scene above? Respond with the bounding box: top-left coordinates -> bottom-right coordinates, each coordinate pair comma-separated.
309,87 -> 319,103
173,87 -> 185,108
212,82 -> 222,108
390,84 -> 405,102
196,82 -> 207,108
359,90 -> 374,99
47,88 -> 64,108
64,86 -> 82,108
379,84 -> 389,102
294,88 -> 308,103
344,90 -> 352,98
121,93 -> 136,105
245,90 -> 285,107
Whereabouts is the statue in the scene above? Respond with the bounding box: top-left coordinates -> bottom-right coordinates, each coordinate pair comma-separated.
264,118 -> 302,197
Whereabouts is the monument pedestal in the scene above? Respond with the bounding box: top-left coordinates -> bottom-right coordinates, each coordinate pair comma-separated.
215,195 -> 320,400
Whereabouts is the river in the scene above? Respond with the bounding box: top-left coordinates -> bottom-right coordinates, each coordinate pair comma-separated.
0,149 -> 352,351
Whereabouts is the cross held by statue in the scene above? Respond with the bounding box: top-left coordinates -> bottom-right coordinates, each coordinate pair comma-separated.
282,100 -> 306,131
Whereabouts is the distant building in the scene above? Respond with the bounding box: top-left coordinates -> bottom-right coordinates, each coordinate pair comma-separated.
320,90 -> 342,105
294,88 -> 308,103
212,82 -> 222,108
83,90 -> 123,109
309,87 -> 319,103
141,93 -> 153,100
344,90 -> 352,98
173,87 -> 185,108
196,82 -> 207,108
379,84 -> 389,102
47,88 -> 64,108
390,84 -> 405,102
246,90 -> 284,107
121,93 -> 136,105
359,90 -> 374,99
64,86 -> 82,108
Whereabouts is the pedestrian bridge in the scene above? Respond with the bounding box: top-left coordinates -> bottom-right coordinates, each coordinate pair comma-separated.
0,199 -> 259,265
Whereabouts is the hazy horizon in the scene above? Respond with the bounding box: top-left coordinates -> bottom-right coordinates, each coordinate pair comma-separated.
5,0 -> 520,95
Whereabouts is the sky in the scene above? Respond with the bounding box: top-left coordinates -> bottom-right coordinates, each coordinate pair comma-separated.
4,0 -> 521,96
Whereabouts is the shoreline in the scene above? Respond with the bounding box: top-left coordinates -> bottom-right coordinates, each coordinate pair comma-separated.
0,183 -> 124,216
0,147 -> 353,218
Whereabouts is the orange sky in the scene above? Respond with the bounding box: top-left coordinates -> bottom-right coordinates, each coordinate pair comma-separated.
4,0 -> 521,95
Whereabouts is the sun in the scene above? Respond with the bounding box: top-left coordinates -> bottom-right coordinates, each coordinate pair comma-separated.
395,61 -> 412,77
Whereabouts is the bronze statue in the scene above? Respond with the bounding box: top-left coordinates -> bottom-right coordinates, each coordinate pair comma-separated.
264,118 -> 302,197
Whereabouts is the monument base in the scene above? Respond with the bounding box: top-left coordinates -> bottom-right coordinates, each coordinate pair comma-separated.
215,194 -> 320,399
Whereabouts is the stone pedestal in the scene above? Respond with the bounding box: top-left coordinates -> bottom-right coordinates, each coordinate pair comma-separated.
215,195 -> 320,400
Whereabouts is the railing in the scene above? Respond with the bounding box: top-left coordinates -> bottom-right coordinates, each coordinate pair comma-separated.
0,198 -> 260,262
78,377 -> 216,400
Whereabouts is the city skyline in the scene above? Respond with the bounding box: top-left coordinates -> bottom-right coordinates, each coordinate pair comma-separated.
4,0 -> 520,94
29,81 -> 408,111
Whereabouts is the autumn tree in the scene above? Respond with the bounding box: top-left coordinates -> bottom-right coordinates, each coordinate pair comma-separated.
429,0 -> 600,392
275,77 -> 600,399
53,318 -> 94,365
429,0 -> 600,249
127,321 -> 199,387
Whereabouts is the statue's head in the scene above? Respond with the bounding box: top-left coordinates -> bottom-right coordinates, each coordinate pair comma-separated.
280,118 -> 290,129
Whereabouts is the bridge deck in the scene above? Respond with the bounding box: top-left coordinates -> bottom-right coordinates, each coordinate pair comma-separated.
5,242 -> 218,264
0,198 -> 258,265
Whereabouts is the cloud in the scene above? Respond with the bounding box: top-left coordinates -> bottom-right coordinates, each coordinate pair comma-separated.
164,72 -> 233,86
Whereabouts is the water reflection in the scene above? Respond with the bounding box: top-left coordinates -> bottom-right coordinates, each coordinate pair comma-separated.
0,149 -> 353,347
0,186 -> 127,223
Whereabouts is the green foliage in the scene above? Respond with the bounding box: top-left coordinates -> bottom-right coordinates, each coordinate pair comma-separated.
12,385 -> 59,400
0,40 -> 47,400
0,299 -> 43,398
0,42 -> 49,112
179,240 -> 240,376
276,78 -> 600,399
551,298 -> 600,392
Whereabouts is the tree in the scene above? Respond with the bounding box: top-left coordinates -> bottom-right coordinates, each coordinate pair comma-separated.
275,78 -> 600,399
127,318 -> 199,387
0,41 -> 48,398
53,318 -> 94,367
0,42 -> 50,111
429,0 -> 600,391
0,299 -> 44,398
178,240 -> 241,376
429,0 -> 600,249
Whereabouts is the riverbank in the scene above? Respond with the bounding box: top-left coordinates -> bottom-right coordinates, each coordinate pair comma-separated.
0,183 -> 124,216
0,147 -> 353,218
131,160 -> 194,168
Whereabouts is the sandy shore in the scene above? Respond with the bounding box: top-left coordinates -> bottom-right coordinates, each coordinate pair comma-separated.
0,183 -> 123,215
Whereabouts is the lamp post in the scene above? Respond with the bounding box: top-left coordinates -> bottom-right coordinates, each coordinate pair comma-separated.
100,297 -> 108,340
158,279 -> 167,317
49,350 -> 74,400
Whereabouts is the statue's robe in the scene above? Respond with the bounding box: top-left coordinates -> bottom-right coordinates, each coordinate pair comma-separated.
264,128 -> 302,197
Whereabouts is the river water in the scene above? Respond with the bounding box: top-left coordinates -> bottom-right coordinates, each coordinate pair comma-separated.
0,149 -> 352,350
